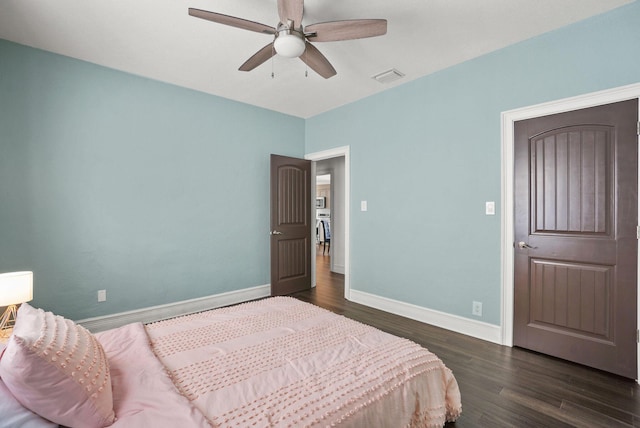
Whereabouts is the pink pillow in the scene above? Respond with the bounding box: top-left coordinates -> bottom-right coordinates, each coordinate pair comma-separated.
0,377 -> 58,428
0,303 -> 115,428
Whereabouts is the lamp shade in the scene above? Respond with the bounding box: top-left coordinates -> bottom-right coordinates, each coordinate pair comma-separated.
0,271 -> 33,307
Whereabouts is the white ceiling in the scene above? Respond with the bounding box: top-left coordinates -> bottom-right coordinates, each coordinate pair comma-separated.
0,0 -> 633,118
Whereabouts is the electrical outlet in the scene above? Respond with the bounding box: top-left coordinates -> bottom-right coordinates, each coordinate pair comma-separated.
97,289 -> 107,302
472,301 -> 482,316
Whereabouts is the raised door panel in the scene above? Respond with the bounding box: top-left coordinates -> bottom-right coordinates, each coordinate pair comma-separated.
529,259 -> 612,341
531,126 -> 612,236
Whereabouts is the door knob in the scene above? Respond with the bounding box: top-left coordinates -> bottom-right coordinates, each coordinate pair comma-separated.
270,230 -> 284,235
518,241 -> 535,249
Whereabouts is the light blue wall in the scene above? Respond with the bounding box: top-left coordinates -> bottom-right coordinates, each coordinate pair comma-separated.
3,1 -> 640,325
305,1 -> 640,325
0,39 -> 305,320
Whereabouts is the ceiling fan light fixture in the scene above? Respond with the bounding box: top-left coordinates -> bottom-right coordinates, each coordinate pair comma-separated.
274,31 -> 305,58
189,1 -> 388,78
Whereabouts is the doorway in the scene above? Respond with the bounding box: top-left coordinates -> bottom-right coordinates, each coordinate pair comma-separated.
306,146 -> 350,299
315,173 -> 331,260
501,83 -> 640,380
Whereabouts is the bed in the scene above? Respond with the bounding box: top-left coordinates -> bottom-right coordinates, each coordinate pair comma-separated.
0,297 -> 461,428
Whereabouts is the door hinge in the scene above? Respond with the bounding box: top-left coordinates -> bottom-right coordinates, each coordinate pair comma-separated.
637,225 -> 640,239
637,329 -> 639,343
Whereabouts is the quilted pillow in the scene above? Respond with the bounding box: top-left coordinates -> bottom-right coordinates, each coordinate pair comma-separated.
0,303 -> 115,428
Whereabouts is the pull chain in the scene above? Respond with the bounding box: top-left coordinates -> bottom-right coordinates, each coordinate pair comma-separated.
271,45 -> 275,78
269,47 -> 311,78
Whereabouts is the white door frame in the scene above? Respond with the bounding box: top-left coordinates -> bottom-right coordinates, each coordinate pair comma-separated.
500,83 -> 640,380
305,146 -> 350,299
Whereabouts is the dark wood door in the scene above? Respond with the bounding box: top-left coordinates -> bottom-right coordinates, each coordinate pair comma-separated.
514,99 -> 638,378
270,154 -> 312,296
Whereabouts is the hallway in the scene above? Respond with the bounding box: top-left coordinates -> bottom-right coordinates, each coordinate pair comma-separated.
310,248 -> 345,313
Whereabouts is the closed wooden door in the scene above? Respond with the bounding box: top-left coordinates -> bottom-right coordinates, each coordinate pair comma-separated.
514,99 -> 638,378
270,154 -> 312,296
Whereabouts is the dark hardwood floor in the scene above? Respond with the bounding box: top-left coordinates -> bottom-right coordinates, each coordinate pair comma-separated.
291,249 -> 640,427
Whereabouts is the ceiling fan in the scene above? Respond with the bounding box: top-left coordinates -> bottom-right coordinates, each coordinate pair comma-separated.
188,0 -> 387,79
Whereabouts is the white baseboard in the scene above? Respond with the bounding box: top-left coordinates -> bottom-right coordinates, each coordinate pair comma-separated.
77,284 -> 271,332
78,284 -> 502,344
349,290 -> 502,345
332,264 -> 345,274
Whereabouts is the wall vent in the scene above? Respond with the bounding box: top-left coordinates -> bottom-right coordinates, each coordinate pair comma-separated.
372,68 -> 405,84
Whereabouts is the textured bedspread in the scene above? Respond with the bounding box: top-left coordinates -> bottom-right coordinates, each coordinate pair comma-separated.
97,323 -> 210,428
146,297 -> 461,427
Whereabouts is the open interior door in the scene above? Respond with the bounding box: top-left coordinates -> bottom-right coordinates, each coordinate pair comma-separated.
270,154 -> 312,295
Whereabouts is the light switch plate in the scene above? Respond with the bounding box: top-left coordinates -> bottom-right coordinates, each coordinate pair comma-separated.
361,201 -> 368,211
485,201 -> 495,215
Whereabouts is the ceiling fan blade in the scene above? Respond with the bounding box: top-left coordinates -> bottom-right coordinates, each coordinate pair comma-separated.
239,43 -> 276,72
300,42 -> 336,79
305,19 -> 387,42
277,0 -> 304,27
188,8 -> 276,35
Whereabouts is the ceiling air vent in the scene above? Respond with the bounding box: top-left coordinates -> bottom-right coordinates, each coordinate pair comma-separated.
372,68 -> 405,84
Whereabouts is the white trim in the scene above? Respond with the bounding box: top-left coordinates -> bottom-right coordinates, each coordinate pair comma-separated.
77,284 -> 270,332
305,146 -> 351,299
310,161 -> 317,288
350,290 -> 502,344
501,82 -> 640,380
332,264 -> 345,275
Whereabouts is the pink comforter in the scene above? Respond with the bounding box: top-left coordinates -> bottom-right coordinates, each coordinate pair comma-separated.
140,297 -> 462,427
96,323 -> 210,427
